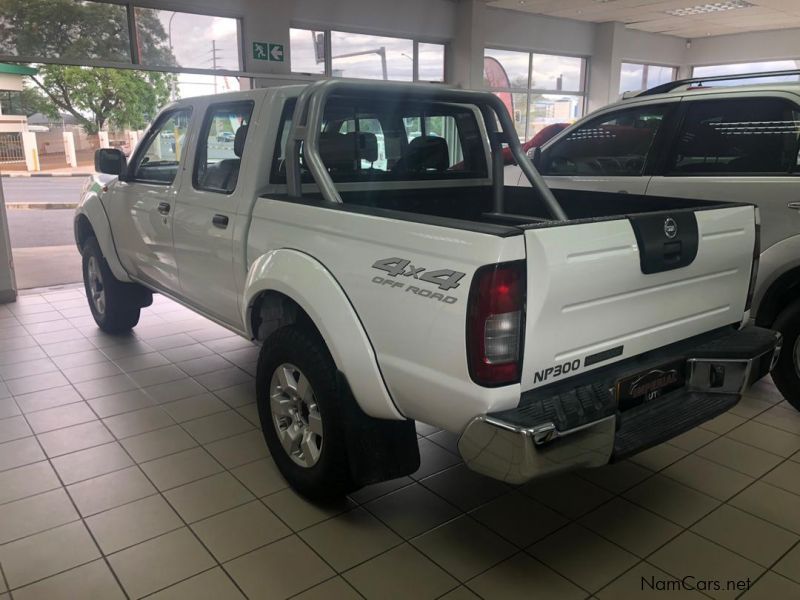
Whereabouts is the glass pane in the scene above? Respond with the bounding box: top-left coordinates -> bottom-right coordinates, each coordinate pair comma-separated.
196,103 -> 252,193
484,49 -> 529,89
290,28 -> 325,75
492,92 -> 527,141
531,54 -> 584,92
0,0 -> 130,62
670,99 -> 800,175
135,109 -> 191,184
135,8 -> 240,70
693,60 -> 800,85
175,73 -> 242,99
543,104 -> 669,176
646,65 -> 675,89
418,42 -> 444,82
331,31 -> 413,81
619,63 -> 645,94
528,94 -> 583,142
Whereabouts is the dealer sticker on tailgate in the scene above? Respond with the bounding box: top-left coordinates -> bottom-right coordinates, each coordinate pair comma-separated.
616,360 -> 686,411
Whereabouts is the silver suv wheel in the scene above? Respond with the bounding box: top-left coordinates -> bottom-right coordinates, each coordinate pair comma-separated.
269,363 -> 323,468
86,256 -> 106,315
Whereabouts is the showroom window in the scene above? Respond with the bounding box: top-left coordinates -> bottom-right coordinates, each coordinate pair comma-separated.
483,48 -> 586,142
619,62 -> 677,94
692,60 -> 800,85
290,28 -> 445,83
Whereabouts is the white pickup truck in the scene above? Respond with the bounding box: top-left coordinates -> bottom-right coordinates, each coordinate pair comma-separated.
76,80 -> 780,499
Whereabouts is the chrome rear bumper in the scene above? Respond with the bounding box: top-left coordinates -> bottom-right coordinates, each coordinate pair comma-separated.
459,327 -> 781,484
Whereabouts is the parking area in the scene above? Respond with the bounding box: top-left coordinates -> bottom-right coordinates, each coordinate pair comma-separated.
0,286 -> 798,599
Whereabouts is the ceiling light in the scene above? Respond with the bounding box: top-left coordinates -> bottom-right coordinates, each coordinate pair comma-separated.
666,0 -> 753,17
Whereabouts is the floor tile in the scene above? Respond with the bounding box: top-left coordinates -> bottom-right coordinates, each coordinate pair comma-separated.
176,354 -> 233,376
754,404 -> 800,435
164,471 -> 254,523
230,457 -> 288,497
0,488 -> 78,544
140,446 -> 223,491
729,481 -> 800,534
108,528 -> 215,599
627,442 -> 687,471
649,531 -> 764,599
204,429 -> 268,469
348,476 -> 413,505
61,360 -> 122,384
468,552 -> 586,600
0,357 -> 58,381
11,559 -> 125,600
577,460 -> 653,494
88,389 -> 156,418
144,378 -> 207,404
699,411 -> 747,435
13,384 -> 83,414
264,487 -> 355,531
773,543 -> 800,584
182,409 -> 253,444
112,352 -> 170,373
662,454 -> 754,501
26,401 -> 96,434
87,494 -> 183,554
726,420 -> 800,458
147,568 -> 245,599
192,500 -> 291,562
343,543 -> 456,600
470,491 -> 569,548
74,373 -> 137,400
51,441 -> 134,485
0,436 -> 45,472
420,464 -> 509,512
0,521 -> 100,589
128,365 -> 186,388
162,393 -> 228,422
160,343 -> 214,363
696,436 -> 783,478
0,346 -> 47,367
226,534 -> 334,599
121,425 -> 197,463
102,405 -> 175,439
67,466 -> 156,516
529,523 -> 638,593
580,497 -> 682,557
214,382 -> 256,408
762,459 -> 800,496
195,367 -> 252,392
37,419 -> 113,457
624,474 -> 720,527
412,438 -> 462,480
292,577 -> 361,600
5,370 -> 68,397
595,561 -> 705,599
300,507 -> 401,571
692,504 -> 798,567
0,461 -> 61,505
729,394 -> 775,419
740,571 -> 800,600
669,426 -> 718,452
0,398 -> 20,420
51,349 -> 108,370
522,472 -> 614,519
365,483 -> 460,539
0,415 -> 31,443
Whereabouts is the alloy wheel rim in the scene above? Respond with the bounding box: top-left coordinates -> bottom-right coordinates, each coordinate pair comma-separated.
87,256 -> 106,315
269,363 -> 323,468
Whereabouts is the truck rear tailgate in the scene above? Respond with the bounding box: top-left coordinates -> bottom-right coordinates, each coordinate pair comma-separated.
521,205 -> 756,391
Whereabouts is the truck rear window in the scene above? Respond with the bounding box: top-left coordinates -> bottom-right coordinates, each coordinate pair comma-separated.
270,98 -> 489,184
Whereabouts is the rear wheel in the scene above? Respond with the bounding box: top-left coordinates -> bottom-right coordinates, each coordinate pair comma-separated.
256,325 -> 356,500
81,237 -> 141,333
770,299 -> 800,411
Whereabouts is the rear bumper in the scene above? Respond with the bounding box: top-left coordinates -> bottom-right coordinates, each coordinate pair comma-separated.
458,325 -> 781,484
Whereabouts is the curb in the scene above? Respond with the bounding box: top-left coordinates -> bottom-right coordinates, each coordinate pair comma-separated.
1,173 -> 92,178
6,203 -> 77,210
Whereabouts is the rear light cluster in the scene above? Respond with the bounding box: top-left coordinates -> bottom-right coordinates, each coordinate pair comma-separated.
467,261 -> 525,386
745,208 -> 761,312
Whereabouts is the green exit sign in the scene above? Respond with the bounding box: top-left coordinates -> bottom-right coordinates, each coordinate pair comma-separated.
253,42 -> 284,62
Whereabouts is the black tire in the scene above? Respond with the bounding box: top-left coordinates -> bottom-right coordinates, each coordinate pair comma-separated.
256,325 -> 356,500
81,237 -> 141,334
771,299 -> 800,410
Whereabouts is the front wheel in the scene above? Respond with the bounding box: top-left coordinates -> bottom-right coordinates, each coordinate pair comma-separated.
770,299 -> 800,411
81,237 -> 141,333
256,325 -> 356,500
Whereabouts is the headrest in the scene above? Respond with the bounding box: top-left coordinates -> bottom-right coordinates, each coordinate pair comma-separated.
234,125 -> 248,158
405,135 -> 449,172
318,131 -> 378,170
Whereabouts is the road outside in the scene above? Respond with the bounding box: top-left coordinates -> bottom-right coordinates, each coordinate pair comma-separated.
2,177 -> 88,205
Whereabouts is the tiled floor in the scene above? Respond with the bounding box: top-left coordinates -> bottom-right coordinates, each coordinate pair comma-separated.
1,285 -> 800,599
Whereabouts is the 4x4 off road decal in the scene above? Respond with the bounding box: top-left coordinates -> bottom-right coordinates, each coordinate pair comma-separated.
371,258 -> 464,304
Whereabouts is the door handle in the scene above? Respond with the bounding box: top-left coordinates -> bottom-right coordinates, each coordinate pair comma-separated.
788,202 -> 800,211
212,214 -> 229,229
157,202 -> 171,215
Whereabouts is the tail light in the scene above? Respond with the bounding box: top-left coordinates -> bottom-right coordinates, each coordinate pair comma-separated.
467,261 -> 525,386
745,208 -> 761,312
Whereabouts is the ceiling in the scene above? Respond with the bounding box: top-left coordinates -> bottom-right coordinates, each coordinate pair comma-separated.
487,0 -> 800,38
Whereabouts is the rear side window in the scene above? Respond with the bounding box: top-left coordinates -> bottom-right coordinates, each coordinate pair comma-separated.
132,108 -> 192,184
668,98 -> 800,175
541,104 -> 672,177
194,101 -> 254,194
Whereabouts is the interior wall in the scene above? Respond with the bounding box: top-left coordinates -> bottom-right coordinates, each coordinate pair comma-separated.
687,28 -> 800,67
483,7 -> 595,56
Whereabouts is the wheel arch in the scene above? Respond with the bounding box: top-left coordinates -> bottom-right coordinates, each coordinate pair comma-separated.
755,264 -> 800,328
243,249 -> 404,421
74,195 -> 131,282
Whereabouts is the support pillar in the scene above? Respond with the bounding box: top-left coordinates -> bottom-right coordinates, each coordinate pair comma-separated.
0,176 -> 17,303
21,131 -> 39,172
63,131 -> 77,167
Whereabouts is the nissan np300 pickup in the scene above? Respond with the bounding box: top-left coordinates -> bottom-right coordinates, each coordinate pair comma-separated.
76,80 -> 780,499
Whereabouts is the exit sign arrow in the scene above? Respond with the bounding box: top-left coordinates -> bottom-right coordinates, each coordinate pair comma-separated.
268,43 -> 284,62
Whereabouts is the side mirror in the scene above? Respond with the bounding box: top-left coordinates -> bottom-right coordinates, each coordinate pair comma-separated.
95,148 -> 127,178
526,146 -> 542,168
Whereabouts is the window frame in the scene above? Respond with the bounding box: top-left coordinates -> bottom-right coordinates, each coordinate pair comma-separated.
619,61 -> 678,95
663,96 -> 800,178
192,100 -> 254,195
128,106 -> 193,186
